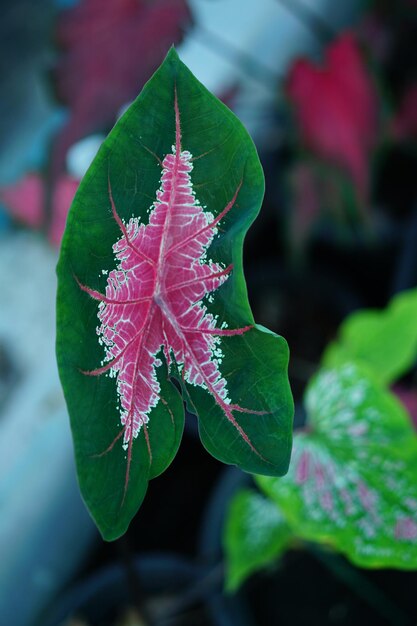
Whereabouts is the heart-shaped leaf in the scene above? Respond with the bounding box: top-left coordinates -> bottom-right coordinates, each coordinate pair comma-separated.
323,288 -> 417,385
224,488 -> 293,591
258,363 -> 417,568
56,49 -> 293,540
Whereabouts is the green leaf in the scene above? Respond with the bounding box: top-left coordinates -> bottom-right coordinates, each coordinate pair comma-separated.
257,363 -> 417,569
323,289 -> 417,385
224,488 -> 293,591
56,48 -> 293,540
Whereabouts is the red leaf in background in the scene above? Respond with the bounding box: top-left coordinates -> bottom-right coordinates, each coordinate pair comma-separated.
53,0 -> 191,174
0,174 -> 79,246
0,175 -> 43,228
287,32 -> 377,201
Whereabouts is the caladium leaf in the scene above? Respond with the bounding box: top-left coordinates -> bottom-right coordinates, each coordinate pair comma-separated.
224,488 -> 293,591
323,288 -> 417,385
258,363 -> 417,569
287,32 -> 377,203
56,49 -> 293,540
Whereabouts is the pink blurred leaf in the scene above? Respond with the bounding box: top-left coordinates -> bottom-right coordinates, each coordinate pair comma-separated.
53,0 -> 192,173
287,32 -> 377,201
0,175 -> 44,228
0,174 -> 79,246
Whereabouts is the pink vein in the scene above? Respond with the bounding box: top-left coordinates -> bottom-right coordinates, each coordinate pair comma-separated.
143,423 -> 152,463
92,428 -> 125,458
138,370 -> 175,426
174,83 -> 181,157
153,82 -> 182,290
80,307 -> 150,376
164,264 -> 233,295
121,303 -> 155,503
160,305 -> 267,462
75,275 -> 152,306
182,324 -> 253,336
164,180 -> 242,260
108,172 -> 156,268
184,337 -> 267,459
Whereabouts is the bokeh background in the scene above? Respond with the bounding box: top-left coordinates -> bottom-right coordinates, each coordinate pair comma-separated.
1,0 -> 417,624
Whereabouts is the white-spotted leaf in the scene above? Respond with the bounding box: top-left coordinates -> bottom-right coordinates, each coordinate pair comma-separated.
224,488 -> 293,591
257,363 -> 417,569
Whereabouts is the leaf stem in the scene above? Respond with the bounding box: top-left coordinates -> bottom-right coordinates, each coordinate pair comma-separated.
117,535 -> 154,626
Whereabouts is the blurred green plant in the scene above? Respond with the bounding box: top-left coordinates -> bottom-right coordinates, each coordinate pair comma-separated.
225,290 -> 417,591
225,488 -> 293,591
323,288 -> 417,385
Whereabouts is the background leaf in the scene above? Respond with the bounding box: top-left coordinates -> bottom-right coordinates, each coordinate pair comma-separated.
0,174 -> 79,246
224,488 -> 293,591
287,32 -> 377,203
52,0 -> 192,175
257,363 -> 417,569
323,288 -> 417,385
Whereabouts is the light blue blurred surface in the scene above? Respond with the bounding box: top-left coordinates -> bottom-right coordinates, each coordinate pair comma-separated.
0,233 -> 97,626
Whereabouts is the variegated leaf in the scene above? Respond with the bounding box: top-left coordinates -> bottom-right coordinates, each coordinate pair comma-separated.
56,49 -> 293,539
258,363 -> 417,568
224,488 -> 293,591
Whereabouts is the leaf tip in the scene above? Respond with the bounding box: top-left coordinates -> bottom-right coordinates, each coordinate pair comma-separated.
165,45 -> 181,65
